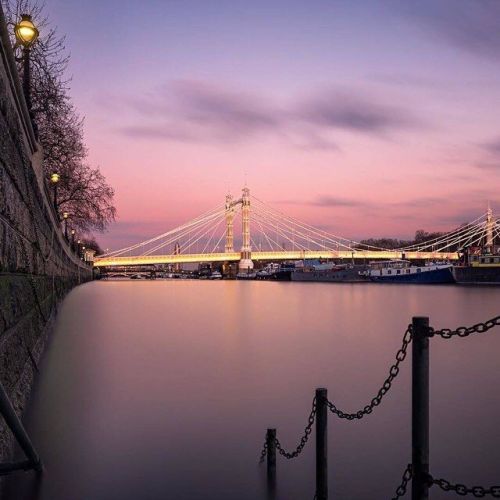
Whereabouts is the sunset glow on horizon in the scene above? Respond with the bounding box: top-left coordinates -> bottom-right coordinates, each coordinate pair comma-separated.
45,0 -> 500,250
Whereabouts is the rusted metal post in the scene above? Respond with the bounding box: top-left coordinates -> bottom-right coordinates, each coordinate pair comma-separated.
0,381 -> 42,472
316,388 -> 328,500
412,317 -> 429,500
266,428 -> 276,498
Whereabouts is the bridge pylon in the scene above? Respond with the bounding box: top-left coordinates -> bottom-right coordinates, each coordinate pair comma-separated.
225,194 -> 235,253
239,186 -> 253,271
174,241 -> 181,272
486,204 -> 494,252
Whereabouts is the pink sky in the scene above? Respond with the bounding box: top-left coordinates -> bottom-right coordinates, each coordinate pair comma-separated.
45,0 -> 500,250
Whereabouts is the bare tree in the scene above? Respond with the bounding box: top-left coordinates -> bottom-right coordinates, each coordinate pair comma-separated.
3,0 -> 116,234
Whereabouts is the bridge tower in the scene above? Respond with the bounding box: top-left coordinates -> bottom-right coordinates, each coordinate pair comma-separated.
239,186 -> 254,271
486,204 -> 494,252
225,194 -> 235,253
174,241 -> 181,272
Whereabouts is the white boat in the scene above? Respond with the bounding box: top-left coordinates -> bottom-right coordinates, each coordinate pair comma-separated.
208,271 -> 223,280
256,269 -> 272,278
255,263 -> 280,279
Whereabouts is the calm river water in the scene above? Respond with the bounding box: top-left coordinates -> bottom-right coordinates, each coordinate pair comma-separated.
4,280 -> 500,499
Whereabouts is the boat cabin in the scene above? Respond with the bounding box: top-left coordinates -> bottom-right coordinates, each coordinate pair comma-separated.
470,255 -> 500,267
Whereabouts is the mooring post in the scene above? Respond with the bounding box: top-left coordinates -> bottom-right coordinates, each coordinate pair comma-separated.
266,428 -> 276,498
412,317 -> 429,500
0,381 -> 42,472
266,428 -> 276,473
316,388 -> 328,500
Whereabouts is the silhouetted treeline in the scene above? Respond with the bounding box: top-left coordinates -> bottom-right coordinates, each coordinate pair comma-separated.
358,229 -> 447,250
358,238 -> 411,250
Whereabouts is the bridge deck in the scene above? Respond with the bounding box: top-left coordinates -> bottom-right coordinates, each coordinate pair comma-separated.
94,250 -> 460,267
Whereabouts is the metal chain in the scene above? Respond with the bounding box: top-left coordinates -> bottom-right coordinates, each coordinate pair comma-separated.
430,316 -> 500,339
274,397 -> 317,459
430,475 -> 500,497
325,326 -> 413,420
258,439 -> 268,464
391,464 -> 412,499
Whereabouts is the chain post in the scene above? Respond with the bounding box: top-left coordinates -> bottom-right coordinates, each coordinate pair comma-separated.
266,428 -> 276,497
316,388 -> 328,500
412,317 -> 429,500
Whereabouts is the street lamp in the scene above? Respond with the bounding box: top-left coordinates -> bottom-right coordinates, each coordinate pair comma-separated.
50,172 -> 60,210
14,14 -> 39,118
71,229 -> 76,250
62,211 -> 69,239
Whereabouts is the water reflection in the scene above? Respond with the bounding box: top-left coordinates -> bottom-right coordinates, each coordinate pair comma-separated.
3,281 -> 500,499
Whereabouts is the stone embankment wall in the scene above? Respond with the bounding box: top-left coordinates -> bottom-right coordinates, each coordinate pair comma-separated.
0,7 -> 92,462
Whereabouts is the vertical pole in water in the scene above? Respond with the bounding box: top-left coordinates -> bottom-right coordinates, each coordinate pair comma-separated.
266,428 -> 276,498
412,317 -> 429,500
316,388 -> 328,500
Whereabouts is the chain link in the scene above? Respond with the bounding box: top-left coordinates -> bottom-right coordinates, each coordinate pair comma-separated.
274,397 -> 317,459
258,439 -> 268,464
430,316 -> 500,339
430,475 -> 500,497
391,464 -> 412,499
325,326 -> 413,420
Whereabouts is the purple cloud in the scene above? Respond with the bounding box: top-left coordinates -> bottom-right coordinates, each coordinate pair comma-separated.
474,137 -> 500,171
295,89 -> 421,134
118,80 -> 425,146
482,138 -> 500,155
400,1 -> 500,59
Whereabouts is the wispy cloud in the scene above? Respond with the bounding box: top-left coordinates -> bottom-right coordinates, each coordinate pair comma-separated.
277,194 -> 488,213
475,137 -> 500,170
481,138 -> 500,155
278,196 -> 369,208
121,80 -> 281,143
400,1 -> 500,59
115,80 -> 425,148
295,89 -> 421,135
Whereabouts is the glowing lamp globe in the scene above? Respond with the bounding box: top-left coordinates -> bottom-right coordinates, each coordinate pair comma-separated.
14,15 -> 39,48
50,172 -> 60,184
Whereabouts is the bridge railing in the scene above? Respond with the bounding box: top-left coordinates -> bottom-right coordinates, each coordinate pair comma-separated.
94,250 -> 461,268
258,314 -> 500,499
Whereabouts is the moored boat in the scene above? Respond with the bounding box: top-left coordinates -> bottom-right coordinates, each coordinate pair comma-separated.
453,248 -> 500,285
208,271 -> 223,280
362,260 -> 454,284
236,271 -> 257,280
270,262 -> 296,281
291,264 -> 369,282
255,263 -> 280,279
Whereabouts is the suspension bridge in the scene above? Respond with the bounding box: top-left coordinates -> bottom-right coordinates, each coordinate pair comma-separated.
93,188 -> 499,269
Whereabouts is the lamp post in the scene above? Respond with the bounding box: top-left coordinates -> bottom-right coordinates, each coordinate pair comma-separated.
71,229 -> 75,249
14,14 -> 39,119
50,172 -> 60,211
62,212 -> 69,239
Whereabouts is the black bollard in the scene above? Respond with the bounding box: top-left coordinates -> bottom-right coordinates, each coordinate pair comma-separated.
266,428 -> 276,498
316,388 -> 328,500
412,317 -> 429,500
